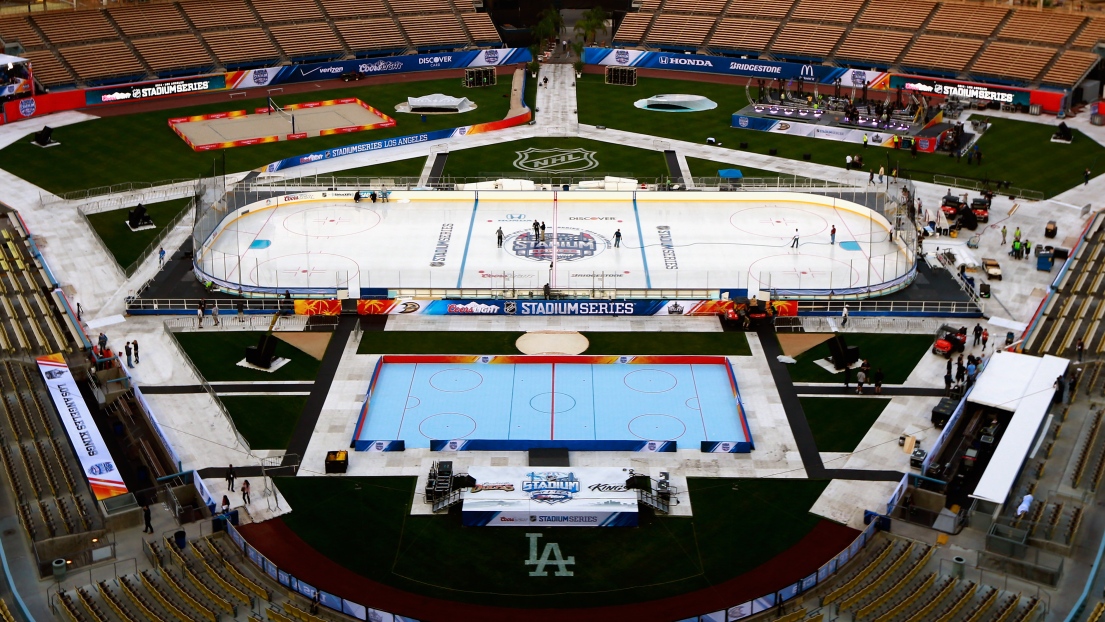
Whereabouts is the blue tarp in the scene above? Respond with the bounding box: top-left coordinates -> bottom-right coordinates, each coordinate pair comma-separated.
718,169 -> 743,179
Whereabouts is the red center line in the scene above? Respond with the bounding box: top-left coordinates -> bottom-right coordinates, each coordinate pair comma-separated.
550,363 -> 556,440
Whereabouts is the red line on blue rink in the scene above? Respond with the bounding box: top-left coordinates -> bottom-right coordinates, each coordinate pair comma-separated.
550,363 -> 556,439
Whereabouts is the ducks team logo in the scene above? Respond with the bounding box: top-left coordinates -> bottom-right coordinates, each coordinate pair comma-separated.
513,148 -> 598,173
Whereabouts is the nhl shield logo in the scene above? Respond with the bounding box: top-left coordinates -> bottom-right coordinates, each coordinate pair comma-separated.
504,301 -> 517,314
513,148 -> 599,173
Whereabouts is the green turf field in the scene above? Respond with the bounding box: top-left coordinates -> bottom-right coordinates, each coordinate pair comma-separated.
801,397 -> 891,453
684,156 -> 813,182
221,394 -> 307,449
326,157 -> 427,180
276,476 -> 833,607
577,74 -> 1104,198
174,331 -> 322,382
357,330 -> 749,355
84,197 -> 192,272
785,333 -> 933,385
0,77 -> 520,194
441,137 -> 671,180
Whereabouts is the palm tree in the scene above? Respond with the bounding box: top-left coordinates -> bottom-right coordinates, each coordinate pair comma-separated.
574,6 -> 609,45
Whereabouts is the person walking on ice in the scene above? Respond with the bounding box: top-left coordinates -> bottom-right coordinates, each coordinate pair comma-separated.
830,225 -> 836,245
614,229 -> 622,248
790,229 -> 799,249
496,227 -> 503,248
841,305 -> 849,327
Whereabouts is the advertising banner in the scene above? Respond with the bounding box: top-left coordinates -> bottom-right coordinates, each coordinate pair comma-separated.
731,114 -> 779,132
365,298 -> 734,316
36,354 -> 129,500
226,48 -> 531,89
889,75 -> 1030,106
585,48 -> 861,84
85,74 -> 227,106
3,90 -> 85,121
462,466 -> 639,527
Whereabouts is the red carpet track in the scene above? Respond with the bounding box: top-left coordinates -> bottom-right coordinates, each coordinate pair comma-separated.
239,517 -> 858,622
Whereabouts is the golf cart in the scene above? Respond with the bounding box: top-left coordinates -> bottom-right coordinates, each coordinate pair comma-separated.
932,324 -> 968,357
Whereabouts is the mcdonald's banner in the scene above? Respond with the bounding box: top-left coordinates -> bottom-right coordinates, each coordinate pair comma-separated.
294,299 -> 341,316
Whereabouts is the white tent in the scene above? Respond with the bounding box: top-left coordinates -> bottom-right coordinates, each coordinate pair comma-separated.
969,351 -> 1068,504
407,94 -> 473,112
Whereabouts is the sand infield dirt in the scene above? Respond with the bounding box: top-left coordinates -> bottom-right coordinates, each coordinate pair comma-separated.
777,333 -> 834,357
174,103 -> 386,145
274,332 -> 331,361
515,331 -> 590,355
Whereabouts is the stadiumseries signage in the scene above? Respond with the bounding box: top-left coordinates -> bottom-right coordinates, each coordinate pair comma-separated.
84,74 -> 227,106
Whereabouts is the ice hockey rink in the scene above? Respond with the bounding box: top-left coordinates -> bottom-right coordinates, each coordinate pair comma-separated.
196,190 -> 913,295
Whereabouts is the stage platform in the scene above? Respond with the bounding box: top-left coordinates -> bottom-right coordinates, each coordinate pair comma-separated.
352,355 -> 752,452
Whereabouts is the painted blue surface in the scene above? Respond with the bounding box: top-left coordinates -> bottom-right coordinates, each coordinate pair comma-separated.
357,363 -> 744,449
839,241 -> 862,251
249,239 -> 271,249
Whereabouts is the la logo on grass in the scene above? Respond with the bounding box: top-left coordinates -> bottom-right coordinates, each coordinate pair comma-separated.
513,148 -> 598,173
525,533 -> 575,576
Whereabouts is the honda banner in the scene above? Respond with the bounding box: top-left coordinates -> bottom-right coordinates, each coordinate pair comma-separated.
36,354 -> 129,500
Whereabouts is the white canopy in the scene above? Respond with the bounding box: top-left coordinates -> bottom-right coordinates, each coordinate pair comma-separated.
0,54 -> 28,66
969,351 -> 1068,504
407,94 -> 471,110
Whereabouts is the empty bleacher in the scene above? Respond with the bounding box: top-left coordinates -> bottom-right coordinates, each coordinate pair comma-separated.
60,42 -> 145,83
201,28 -> 281,65
251,0 -> 324,23
857,0 -> 936,30
0,15 -> 44,49
319,0 -> 389,18
108,4 -> 189,37
132,34 -> 214,73
399,14 -> 468,48
335,18 -> 408,53
770,22 -> 846,58
388,0 -> 453,14
33,10 -> 117,44
926,3 -> 1008,37
1044,50 -> 1100,87
902,34 -> 983,73
269,23 -> 344,60
1073,17 -> 1105,50
614,12 -> 654,43
998,10 -> 1084,46
835,28 -> 913,65
708,18 -> 779,53
462,12 -> 499,43
647,14 -> 715,47
21,49 -> 72,88
970,42 -> 1057,82
180,0 -> 258,29
789,0 -> 864,24
662,0 -> 728,14
727,0 -> 795,18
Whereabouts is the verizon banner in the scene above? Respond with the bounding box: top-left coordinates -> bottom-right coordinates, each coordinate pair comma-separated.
36,354 -> 129,500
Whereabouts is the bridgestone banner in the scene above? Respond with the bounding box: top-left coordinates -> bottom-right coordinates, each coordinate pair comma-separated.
36,354 -> 129,500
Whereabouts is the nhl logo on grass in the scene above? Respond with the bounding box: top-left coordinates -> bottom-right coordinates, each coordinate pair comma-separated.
18,98 -> 35,118
513,148 -> 598,173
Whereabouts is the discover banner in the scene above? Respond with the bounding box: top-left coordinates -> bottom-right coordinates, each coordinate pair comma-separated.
36,354 -> 129,500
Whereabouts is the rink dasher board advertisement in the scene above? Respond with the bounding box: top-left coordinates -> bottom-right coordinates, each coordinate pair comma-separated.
584,48 -> 874,84
36,354 -> 129,501
462,466 -> 639,527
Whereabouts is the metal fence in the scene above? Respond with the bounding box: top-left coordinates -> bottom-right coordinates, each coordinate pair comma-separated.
242,174 -> 862,192
45,178 -> 203,206
933,174 -> 1045,202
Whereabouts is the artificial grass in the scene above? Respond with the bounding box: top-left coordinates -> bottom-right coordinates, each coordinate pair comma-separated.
583,331 -> 750,356
275,476 -> 832,607
356,330 -> 749,356
358,331 -> 524,354
577,74 -> 1105,198
801,397 -> 891,453
441,136 -> 670,180
0,77 -> 518,194
220,394 -> 307,449
685,156 -> 814,182
328,157 -> 428,181
174,331 -> 323,382
785,333 -> 934,385
84,197 -> 192,271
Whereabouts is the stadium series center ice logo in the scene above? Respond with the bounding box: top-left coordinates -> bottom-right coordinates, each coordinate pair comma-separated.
513,148 -> 598,173
505,227 -> 608,263
522,472 -> 580,504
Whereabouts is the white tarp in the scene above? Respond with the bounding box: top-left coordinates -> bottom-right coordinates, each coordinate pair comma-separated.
36,354 -> 129,500
407,94 -> 471,110
462,466 -> 638,527
969,352 -> 1068,504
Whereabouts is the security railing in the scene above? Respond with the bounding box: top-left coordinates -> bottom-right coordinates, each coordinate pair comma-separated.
933,174 -> 1045,201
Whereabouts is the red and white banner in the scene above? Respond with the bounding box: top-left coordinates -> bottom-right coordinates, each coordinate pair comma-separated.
36,353 -> 129,500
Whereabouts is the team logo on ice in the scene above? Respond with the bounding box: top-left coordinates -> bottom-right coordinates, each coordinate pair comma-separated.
507,228 -> 605,263
513,148 -> 598,173
522,472 -> 580,504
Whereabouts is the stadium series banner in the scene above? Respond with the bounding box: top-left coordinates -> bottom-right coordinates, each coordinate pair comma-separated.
84,74 -> 227,106
584,48 -> 854,83
36,354 -> 129,501
227,48 -> 531,89
461,466 -> 639,527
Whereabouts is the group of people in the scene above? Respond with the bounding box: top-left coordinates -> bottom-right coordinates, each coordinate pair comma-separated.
945,352 -> 983,395
93,332 -> 140,369
353,190 -> 388,204
845,359 -> 884,395
1001,226 -> 1033,260
843,153 -> 866,171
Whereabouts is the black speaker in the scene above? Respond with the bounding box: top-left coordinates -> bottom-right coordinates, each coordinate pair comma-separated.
245,333 -> 277,368
979,283 -> 991,298
625,475 -> 651,490
127,204 -> 150,229
769,148 -> 777,156
803,153 -> 811,161
33,126 -> 53,146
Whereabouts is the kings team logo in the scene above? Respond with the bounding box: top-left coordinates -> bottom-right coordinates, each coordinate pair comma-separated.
513,148 -> 598,173
18,98 -> 36,118
522,472 -> 580,504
